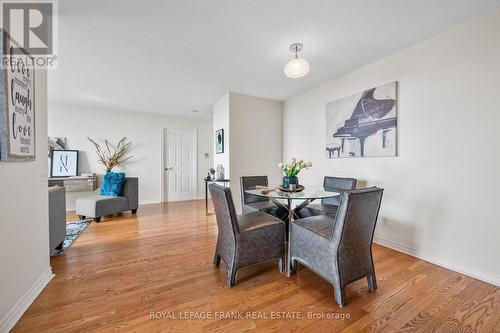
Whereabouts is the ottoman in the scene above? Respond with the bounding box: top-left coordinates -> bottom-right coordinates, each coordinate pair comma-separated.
76,177 -> 138,222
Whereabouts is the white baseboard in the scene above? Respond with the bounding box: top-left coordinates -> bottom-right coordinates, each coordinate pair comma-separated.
0,267 -> 54,333
373,236 -> 500,287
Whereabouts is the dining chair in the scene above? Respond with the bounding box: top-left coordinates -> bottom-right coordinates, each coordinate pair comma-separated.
289,187 -> 383,307
295,176 -> 357,218
209,183 -> 286,287
240,176 -> 288,221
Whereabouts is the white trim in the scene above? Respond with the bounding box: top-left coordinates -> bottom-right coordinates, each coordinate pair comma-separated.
373,236 -> 500,287
0,267 -> 54,333
192,129 -> 198,199
160,127 -> 166,203
161,127 -> 198,202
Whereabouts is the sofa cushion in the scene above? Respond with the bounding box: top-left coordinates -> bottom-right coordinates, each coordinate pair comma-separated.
76,195 -> 129,217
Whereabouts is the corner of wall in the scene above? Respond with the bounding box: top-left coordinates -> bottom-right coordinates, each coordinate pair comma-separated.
0,268 -> 54,332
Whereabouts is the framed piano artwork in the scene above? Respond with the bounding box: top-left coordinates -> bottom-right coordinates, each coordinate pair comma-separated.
325,81 -> 398,158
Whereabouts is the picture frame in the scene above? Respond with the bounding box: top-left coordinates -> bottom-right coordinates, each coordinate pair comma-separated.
50,150 -> 79,178
0,30 -> 36,161
215,129 -> 224,154
48,137 -> 67,173
325,81 -> 398,158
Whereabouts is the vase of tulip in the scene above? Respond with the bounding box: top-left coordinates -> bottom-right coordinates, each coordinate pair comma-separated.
279,158 -> 312,190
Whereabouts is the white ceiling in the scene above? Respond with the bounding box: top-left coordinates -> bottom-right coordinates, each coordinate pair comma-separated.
49,0 -> 500,118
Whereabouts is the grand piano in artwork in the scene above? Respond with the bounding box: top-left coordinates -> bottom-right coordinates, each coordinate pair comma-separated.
331,87 -> 396,157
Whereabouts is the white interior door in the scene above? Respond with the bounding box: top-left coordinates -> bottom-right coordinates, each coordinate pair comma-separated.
164,128 -> 196,202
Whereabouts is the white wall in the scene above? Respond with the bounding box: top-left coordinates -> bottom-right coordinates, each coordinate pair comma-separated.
213,92 -> 283,213
0,70 -> 53,332
283,8 -> 500,286
213,93 -> 230,177
48,104 -> 213,210
229,93 -> 283,213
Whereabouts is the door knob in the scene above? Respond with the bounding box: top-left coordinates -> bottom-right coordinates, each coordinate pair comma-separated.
165,167 -> 173,171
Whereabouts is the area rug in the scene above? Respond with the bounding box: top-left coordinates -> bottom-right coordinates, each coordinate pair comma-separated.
51,219 -> 93,256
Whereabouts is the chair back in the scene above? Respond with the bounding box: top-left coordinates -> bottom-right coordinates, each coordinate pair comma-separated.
240,176 -> 269,206
321,176 -> 357,205
332,187 -> 383,258
209,184 -> 239,241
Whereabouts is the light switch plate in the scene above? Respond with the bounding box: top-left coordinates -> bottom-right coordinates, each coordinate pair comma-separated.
39,173 -> 47,185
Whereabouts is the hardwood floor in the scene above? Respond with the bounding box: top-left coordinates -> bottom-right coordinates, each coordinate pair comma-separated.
13,200 -> 500,332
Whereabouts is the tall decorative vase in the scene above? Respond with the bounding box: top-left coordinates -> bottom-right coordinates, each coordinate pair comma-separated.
215,164 -> 225,180
282,176 -> 298,189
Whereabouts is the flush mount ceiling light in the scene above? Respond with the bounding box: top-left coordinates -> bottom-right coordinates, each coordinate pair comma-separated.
284,43 -> 310,78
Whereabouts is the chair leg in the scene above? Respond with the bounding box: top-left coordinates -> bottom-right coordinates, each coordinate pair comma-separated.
213,253 -> 221,267
334,284 -> 347,307
78,215 -> 85,220
279,257 -> 286,273
227,267 -> 237,287
367,274 -> 377,291
131,209 -> 137,214
94,217 -> 101,223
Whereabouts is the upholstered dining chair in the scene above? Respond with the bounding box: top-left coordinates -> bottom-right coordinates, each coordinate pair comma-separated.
209,183 -> 286,287
295,176 -> 357,219
289,187 -> 383,307
240,176 -> 288,221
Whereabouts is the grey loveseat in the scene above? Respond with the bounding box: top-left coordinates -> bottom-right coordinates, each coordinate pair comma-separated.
76,177 -> 138,222
49,186 -> 66,253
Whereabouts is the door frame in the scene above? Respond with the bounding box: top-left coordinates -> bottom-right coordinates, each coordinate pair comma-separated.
161,127 -> 198,203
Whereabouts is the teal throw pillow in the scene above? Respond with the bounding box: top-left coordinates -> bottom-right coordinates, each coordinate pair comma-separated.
100,172 -> 126,196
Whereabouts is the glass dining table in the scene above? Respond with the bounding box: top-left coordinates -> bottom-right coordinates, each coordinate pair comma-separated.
244,186 -> 340,276
244,186 -> 340,222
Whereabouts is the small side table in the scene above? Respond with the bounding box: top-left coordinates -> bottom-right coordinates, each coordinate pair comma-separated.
205,177 -> 230,215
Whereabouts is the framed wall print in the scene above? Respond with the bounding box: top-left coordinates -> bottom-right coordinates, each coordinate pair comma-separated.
325,81 -> 397,158
215,129 -> 224,154
0,31 -> 36,161
50,150 -> 79,178
48,137 -> 67,172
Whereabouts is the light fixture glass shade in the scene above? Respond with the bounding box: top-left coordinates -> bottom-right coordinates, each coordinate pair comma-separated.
284,58 -> 310,78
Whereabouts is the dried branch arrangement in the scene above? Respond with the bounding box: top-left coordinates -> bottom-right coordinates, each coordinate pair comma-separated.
87,137 -> 133,172
255,185 -> 278,195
